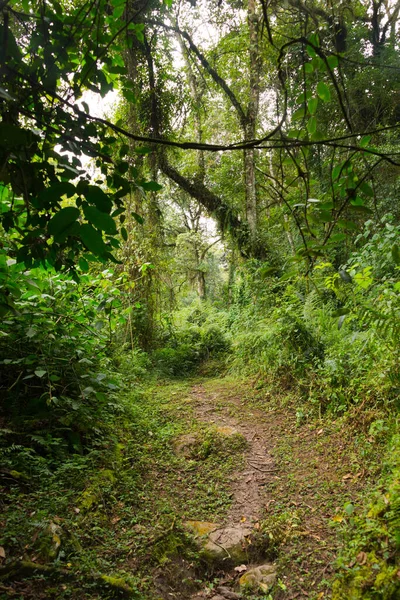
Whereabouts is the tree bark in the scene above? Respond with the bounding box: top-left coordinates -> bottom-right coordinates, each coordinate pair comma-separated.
244,0 -> 261,252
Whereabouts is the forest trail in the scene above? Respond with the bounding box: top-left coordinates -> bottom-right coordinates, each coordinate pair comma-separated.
159,376 -> 370,600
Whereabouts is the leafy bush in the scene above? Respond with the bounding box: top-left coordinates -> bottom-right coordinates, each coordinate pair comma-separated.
332,435 -> 400,600
0,260 -> 128,473
152,303 -> 231,376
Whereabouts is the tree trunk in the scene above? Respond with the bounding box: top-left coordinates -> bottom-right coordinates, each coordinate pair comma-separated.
197,270 -> 206,300
244,0 -> 261,253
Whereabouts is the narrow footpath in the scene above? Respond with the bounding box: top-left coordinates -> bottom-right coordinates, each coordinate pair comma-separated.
155,376 -> 373,600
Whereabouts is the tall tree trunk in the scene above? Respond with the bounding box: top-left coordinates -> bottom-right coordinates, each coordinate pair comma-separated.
197,270 -> 206,300
244,0 -> 261,253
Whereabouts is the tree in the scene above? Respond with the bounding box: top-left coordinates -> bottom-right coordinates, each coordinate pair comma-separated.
1,0 -> 399,282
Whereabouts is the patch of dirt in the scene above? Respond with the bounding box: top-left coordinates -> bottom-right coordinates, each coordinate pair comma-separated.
191,384 -> 277,524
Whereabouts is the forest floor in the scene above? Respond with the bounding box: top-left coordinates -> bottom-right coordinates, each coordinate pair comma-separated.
1,372 -> 381,600
135,374 -> 379,600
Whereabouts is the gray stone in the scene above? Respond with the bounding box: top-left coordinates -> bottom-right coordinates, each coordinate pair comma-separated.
39,522 -> 62,561
202,525 -> 253,565
173,434 -> 199,458
239,563 -> 277,592
216,586 -> 241,599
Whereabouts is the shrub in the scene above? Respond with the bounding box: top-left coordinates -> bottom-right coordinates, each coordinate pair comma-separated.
332,435 -> 400,600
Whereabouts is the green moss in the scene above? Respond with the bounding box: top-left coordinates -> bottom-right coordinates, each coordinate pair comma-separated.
100,574 -> 134,594
79,469 -> 116,510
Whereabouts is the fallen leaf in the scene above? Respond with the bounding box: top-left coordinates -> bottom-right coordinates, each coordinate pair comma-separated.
234,564 -> 247,573
356,551 -> 367,565
0,547 -> 5,561
240,516 -> 247,522
317,593 -> 324,599
317,429 -> 324,435
254,522 -> 260,530
332,514 -> 344,523
74,507 -> 80,514
111,516 -> 121,524
342,474 -> 353,480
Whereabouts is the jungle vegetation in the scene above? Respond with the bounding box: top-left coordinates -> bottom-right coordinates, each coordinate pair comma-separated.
0,0 -> 399,598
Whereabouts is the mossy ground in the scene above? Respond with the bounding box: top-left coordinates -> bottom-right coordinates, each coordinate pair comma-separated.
0,377 -> 247,599
1,374 -> 397,599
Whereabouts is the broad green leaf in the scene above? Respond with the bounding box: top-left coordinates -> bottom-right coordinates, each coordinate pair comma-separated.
308,33 -> 320,47
332,164 -> 342,180
292,107 -> 306,121
349,205 -> 373,214
391,244 -> 400,265
83,205 -> 117,234
134,147 -> 152,155
84,186 -> 112,213
79,224 -> 106,255
327,55 -> 339,69
122,89 -> 136,103
116,161 -> 129,174
121,227 -> 128,241
306,45 -> 316,58
304,63 -> 314,74
360,182 -> 374,197
79,257 -> 89,272
48,207 -> 80,236
311,130 -> 325,141
307,116 -> 317,134
54,221 -> 81,244
39,182 -> 76,208
141,181 -> 163,192
316,81 -> 331,102
350,196 -> 364,206
119,144 -> 129,157
35,369 -> 46,378
312,57 -> 325,71
287,129 -> 301,139
296,91 -> 312,103
0,124 -> 33,148
308,97 -> 318,115
337,220 -> 358,230
360,135 -> 371,148
329,233 -> 346,242
132,212 -> 144,224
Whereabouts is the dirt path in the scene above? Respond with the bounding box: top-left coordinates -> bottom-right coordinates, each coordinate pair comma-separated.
175,377 -> 372,600
191,383 -> 276,524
